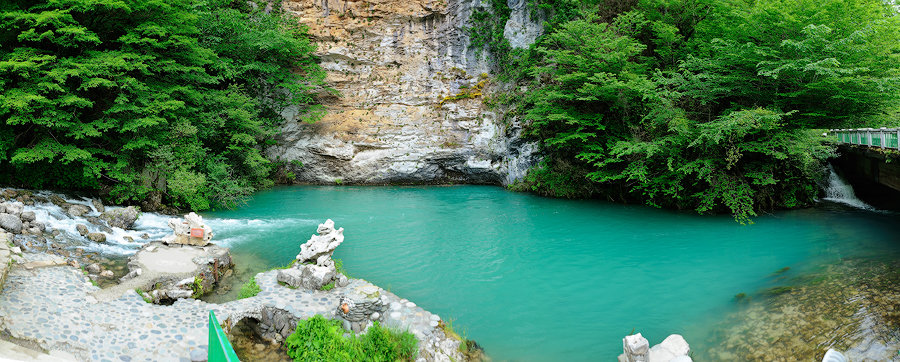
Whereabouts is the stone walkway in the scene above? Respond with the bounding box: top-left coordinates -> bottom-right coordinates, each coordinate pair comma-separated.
0,252 -> 461,361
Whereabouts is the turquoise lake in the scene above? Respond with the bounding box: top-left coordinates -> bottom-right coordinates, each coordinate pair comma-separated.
202,185 -> 900,361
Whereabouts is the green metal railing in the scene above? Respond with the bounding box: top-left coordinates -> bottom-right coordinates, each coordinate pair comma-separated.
209,310 -> 240,362
829,128 -> 900,150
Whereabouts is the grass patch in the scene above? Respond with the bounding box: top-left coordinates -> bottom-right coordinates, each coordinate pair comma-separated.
438,318 -> 463,341
238,276 -> 261,299
284,315 -> 417,362
135,288 -> 153,303
334,259 -> 349,278
191,275 -> 204,298
321,281 -> 335,291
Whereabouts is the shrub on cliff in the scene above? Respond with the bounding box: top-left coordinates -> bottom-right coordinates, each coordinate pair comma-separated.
0,0 -> 326,210
284,315 -> 418,362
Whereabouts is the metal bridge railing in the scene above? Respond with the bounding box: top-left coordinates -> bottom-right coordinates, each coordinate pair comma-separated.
829,128 -> 900,150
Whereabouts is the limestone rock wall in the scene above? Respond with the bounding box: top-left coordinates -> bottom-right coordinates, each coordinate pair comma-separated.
268,0 -> 541,185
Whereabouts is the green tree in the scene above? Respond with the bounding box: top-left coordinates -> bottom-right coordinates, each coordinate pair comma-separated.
0,0 -> 325,210
504,0 -> 899,222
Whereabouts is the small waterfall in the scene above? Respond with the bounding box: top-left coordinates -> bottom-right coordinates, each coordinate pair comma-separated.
20,191 -> 173,255
822,165 -> 875,210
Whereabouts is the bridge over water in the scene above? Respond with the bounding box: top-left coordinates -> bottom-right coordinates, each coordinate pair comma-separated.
828,128 -> 900,209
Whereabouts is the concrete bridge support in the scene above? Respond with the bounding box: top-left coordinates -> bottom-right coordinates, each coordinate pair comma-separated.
831,144 -> 900,210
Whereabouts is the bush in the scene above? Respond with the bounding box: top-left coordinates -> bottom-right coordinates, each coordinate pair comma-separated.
238,276 -> 260,299
283,315 -> 417,362
0,0 -> 327,210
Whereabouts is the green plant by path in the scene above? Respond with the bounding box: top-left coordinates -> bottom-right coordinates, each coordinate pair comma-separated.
191,276 -> 204,298
283,315 -> 417,362
238,276 -> 260,299
135,288 -> 153,303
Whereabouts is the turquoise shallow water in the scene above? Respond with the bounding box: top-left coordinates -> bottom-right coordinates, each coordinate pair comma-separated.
202,185 -> 900,361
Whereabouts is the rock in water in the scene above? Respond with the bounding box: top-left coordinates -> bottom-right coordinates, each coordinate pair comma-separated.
67,204 -> 91,217
162,212 -> 213,246
92,199 -> 105,213
87,233 -> 107,243
277,219 -> 344,290
0,213 -> 22,234
20,211 -> 35,222
1,202 -> 23,217
100,206 -> 139,229
76,224 -> 89,236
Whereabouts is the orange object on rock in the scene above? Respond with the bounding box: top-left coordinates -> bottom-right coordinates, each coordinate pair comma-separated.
341,303 -> 349,314
190,228 -> 204,238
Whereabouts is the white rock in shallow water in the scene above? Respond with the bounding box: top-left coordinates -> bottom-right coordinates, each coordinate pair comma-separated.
648,334 -> 691,362
623,333 -> 649,362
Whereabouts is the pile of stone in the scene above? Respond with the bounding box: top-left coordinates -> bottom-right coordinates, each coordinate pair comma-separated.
0,202 -> 42,235
620,333 -> 692,362
336,284 -> 388,332
162,212 -> 213,246
276,219 -> 349,290
0,232 -> 23,289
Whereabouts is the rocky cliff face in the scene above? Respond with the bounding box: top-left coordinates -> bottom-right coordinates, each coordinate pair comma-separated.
267,0 -> 541,185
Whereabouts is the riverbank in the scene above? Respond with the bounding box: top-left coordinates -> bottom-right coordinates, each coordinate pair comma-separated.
0,248 -> 466,361
0,189 -> 478,361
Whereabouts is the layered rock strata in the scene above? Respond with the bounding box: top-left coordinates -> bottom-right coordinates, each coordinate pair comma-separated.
268,0 -> 542,185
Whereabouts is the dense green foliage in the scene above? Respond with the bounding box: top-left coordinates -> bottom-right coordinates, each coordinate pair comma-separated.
0,0 -> 325,210
237,276 -> 260,299
480,0 -> 900,222
284,315 -> 418,362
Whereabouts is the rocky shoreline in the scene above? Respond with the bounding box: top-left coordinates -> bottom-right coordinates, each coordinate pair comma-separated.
0,189 -> 478,361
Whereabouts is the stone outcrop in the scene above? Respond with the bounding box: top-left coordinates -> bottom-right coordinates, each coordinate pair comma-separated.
100,206 -> 139,229
162,212 -> 213,246
111,241 -> 234,304
619,333 -> 692,362
277,219 -> 344,290
267,0 -> 542,186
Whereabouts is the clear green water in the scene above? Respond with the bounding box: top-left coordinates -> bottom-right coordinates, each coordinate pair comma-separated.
202,185 -> 900,361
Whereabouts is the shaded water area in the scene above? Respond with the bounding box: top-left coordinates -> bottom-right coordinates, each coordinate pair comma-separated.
193,185 -> 900,361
